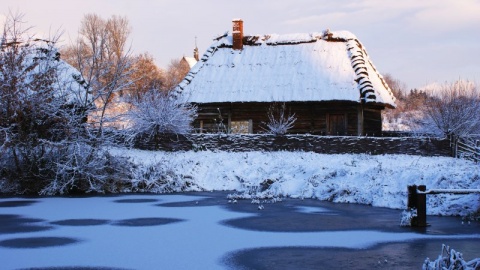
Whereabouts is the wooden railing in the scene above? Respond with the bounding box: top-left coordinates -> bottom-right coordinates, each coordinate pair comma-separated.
450,134 -> 480,163
407,185 -> 480,227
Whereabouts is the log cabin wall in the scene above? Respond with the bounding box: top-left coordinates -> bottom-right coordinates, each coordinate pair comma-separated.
363,108 -> 383,136
193,101 -> 383,136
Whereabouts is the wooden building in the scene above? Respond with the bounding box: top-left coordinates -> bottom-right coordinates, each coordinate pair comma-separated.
175,19 -> 396,136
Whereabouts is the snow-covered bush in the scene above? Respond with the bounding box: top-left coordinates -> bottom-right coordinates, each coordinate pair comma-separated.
127,161 -> 197,193
400,209 -> 417,227
262,103 -> 297,135
423,244 -> 480,270
39,143 -> 132,195
126,89 -> 197,138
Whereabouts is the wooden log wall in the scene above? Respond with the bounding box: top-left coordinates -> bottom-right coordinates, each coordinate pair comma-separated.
133,133 -> 451,157
193,102 -> 383,136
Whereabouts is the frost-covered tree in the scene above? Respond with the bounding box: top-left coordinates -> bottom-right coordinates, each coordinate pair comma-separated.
261,103 -> 297,135
0,13 -> 85,191
126,89 -> 197,139
62,13 -> 133,137
0,13 -> 129,195
422,80 -> 480,136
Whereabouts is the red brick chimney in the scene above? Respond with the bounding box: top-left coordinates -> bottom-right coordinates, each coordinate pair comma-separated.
232,19 -> 243,50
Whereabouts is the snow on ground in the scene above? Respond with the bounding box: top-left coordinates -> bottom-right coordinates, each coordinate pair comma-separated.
110,148 -> 480,216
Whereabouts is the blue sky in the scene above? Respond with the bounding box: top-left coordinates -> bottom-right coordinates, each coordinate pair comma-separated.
2,0 -> 480,89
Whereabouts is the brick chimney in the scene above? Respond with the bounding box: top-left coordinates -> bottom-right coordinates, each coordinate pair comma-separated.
232,19 -> 243,50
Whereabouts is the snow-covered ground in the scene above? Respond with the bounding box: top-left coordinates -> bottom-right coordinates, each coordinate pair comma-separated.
111,148 -> 480,216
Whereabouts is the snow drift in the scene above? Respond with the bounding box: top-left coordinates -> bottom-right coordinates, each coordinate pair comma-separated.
110,149 -> 480,217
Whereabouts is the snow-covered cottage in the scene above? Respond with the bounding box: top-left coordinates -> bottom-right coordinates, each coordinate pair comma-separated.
176,19 -> 396,135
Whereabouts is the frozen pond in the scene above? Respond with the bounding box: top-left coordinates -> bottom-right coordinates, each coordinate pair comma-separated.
1,192 -> 479,269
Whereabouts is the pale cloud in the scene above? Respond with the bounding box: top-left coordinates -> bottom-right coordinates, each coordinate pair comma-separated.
284,0 -> 480,34
407,0 -> 480,33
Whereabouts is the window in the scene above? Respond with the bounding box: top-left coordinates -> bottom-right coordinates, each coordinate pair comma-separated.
230,120 -> 252,134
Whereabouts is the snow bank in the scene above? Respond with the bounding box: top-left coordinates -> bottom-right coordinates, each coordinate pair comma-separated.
110,148 -> 480,216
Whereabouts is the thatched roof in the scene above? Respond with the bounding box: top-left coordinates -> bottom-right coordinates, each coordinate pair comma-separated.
176,29 -> 396,108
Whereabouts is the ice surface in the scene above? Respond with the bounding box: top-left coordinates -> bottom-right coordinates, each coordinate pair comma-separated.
1,195 -> 477,269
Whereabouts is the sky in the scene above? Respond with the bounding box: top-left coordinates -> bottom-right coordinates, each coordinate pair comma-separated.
2,0 -> 480,90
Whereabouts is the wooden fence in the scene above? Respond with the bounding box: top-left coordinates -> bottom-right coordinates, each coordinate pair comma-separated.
407,185 -> 480,227
132,133 -> 451,156
450,134 -> 480,163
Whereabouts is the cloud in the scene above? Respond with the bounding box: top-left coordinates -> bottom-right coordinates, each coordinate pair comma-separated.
283,0 -> 480,34
407,0 -> 480,33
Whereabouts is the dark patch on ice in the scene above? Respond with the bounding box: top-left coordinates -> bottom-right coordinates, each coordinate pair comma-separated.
222,198 -> 405,232
50,219 -> 110,226
113,198 -> 159,203
0,200 -> 39,207
156,191 -> 231,207
221,198 -> 480,234
0,214 -> 53,234
0,236 -> 79,248
223,238 -> 480,270
112,217 -> 184,227
19,267 -> 131,270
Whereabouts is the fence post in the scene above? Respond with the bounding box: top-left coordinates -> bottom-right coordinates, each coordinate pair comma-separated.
407,185 -> 417,210
416,185 -> 427,227
407,185 -> 428,227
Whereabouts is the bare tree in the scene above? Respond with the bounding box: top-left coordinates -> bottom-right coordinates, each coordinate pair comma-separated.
62,13 -> 133,136
383,73 -> 407,102
162,58 -> 190,91
423,80 -> 480,136
126,52 -> 164,102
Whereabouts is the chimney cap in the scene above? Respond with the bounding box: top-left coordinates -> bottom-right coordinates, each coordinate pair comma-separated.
232,18 -> 243,22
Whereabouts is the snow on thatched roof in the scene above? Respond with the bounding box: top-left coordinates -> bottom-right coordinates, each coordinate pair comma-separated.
5,41 -> 90,107
176,29 -> 396,108
50,58 -> 90,106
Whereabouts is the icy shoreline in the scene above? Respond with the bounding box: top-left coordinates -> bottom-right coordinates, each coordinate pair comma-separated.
110,148 -> 480,216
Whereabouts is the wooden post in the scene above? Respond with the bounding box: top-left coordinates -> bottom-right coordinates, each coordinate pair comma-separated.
357,105 -> 364,136
407,185 -> 419,226
407,185 -> 417,209
407,185 -> 428,227
416,185 -> 428,227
